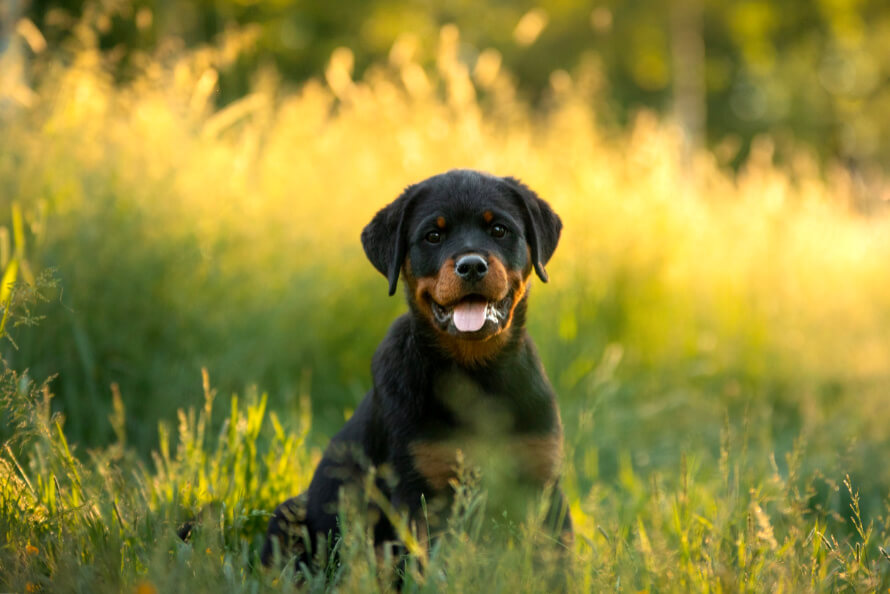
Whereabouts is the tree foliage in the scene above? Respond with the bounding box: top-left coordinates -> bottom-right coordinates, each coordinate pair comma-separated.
14,0 -> 890,175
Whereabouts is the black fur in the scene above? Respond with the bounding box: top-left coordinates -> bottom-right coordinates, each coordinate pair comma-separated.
262,170 -> 569,571
501,176 -> 562,282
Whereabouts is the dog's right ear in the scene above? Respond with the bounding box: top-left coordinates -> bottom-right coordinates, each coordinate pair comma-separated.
361,183 -> 424,296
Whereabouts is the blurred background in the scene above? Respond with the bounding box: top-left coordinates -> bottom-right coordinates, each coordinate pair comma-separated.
8,0 -> 890,182
1,0 -> 889,520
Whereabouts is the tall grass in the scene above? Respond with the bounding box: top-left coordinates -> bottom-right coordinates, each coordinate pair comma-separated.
1,364 -> 888,591
1,20 -> 889,592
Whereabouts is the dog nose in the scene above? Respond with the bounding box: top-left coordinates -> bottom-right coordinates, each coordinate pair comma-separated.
455,254 -> 489,282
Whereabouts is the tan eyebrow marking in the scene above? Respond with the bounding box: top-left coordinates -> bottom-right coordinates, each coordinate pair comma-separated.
436,216 -> 446,229
483,211 -> 493,223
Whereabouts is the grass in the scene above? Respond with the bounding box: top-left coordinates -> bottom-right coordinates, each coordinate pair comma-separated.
2,363 -> 888,592
1,21 -> 890,592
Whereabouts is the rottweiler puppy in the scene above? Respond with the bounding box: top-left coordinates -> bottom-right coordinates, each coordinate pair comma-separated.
262,169 -> 570,571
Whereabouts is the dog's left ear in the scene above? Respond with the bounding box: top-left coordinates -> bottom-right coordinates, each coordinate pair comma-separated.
361,183 -> 424,295
502,176 -> 562,282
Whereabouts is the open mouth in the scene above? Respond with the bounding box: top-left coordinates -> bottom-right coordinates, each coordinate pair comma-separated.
429,294 -> 512,338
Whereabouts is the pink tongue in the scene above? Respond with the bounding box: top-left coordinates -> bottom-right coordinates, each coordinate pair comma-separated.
452,301 -> 487,332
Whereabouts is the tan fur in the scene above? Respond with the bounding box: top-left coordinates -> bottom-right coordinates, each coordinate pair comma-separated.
403,250 -> 532,366
436,216 -> 446,229
409,441 -> 459,490
410,433 -> 563,492
420,258 -> 464,306
437,333 -> 510,367
483,210 -> 493,223
403,257 -> 436,329
511,434 -> 564,483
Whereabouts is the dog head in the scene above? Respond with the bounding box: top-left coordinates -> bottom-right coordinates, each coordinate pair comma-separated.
362,170 -> 561,361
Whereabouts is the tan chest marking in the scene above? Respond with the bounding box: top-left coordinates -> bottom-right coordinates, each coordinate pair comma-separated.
409,434 -> 564,491
409,441 -> 461,490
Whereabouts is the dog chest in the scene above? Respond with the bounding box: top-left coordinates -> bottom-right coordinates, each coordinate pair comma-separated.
408,369 -> 563,491
408,433 -> 563,492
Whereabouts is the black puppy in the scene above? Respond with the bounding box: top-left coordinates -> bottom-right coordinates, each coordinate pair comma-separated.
262,169 -> 571,570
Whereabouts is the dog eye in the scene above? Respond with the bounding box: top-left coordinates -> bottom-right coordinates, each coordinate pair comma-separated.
425,231 -> 442,244
490,224 -> 507,238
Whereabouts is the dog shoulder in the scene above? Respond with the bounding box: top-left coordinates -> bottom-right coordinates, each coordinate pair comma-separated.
371,313 -> 415,372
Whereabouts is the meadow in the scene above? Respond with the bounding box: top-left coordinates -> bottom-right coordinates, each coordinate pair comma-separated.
1,25 -> 890,592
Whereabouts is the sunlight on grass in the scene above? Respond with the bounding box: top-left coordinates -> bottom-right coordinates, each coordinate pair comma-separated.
1,21 -> 889,592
